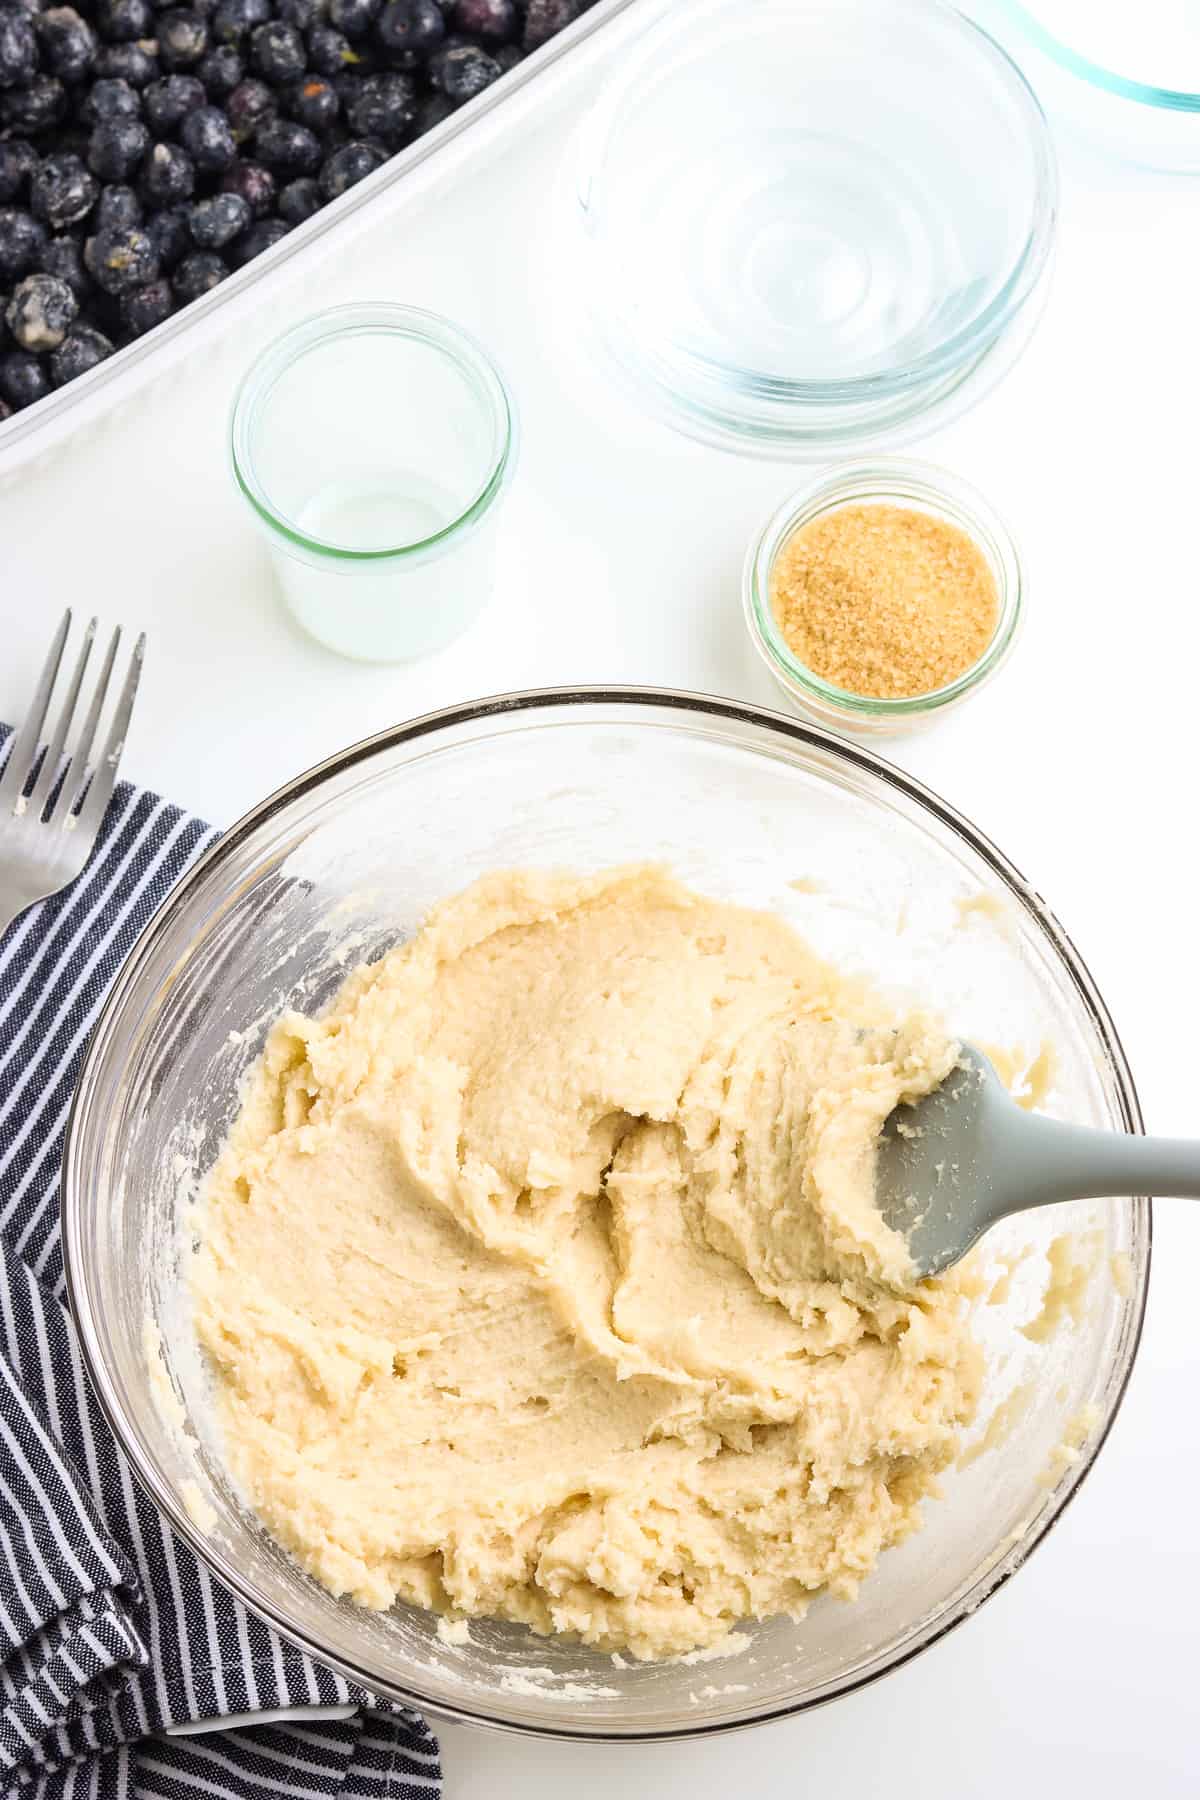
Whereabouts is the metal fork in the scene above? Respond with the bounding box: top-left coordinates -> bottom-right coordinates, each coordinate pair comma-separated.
0,611 -> 145,939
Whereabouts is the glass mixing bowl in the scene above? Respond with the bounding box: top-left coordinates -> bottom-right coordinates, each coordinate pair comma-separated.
573,0 -> 1057,457
62,690 -> 1148,1741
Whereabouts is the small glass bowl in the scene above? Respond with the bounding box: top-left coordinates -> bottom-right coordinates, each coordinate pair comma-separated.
743,459 -> 1024,736
575,0 -> 1057,458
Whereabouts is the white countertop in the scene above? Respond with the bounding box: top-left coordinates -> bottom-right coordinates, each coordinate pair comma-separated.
3,48 -> 1199,1800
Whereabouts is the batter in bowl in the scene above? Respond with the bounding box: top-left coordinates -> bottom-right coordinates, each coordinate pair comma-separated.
191,867 -> 982,1660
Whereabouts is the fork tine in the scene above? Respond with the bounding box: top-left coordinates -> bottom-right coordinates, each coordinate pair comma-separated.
61,626 -> 119,815
71,632 -> 145,836
30,616 -> 97,818
0,610 -> 72,805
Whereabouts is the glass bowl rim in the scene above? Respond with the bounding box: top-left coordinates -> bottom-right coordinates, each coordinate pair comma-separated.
991,0 -> 1200,112
743,458 -> 1025,722
61,685 -> 1151,1743
576,0 -> 1059,402
229,302 -> 516,563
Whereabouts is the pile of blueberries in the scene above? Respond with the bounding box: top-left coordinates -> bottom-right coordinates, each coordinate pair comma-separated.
0,0 -> 594,420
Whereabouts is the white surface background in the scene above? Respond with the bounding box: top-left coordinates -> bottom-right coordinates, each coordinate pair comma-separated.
2,40 -> 1199,1800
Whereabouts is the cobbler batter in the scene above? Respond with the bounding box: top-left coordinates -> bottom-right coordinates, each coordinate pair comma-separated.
191,867 -> 981,1659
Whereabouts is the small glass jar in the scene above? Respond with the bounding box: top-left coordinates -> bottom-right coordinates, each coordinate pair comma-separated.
231,304 -> 516,664
743,458 -> 1024,736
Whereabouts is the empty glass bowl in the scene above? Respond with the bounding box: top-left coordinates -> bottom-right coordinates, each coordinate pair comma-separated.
574,0 -> 1057,457
63,691 -> 1147,1739
975,0 -> 1200,170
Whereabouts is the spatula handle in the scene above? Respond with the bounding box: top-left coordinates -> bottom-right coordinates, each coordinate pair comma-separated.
998,1113 -> 1200,1214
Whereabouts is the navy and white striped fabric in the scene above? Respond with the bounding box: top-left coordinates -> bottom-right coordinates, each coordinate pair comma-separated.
0,728 -> 441,1800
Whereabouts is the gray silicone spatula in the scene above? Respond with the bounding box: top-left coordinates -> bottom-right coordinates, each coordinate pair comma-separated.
877,1044 -> 1200,1279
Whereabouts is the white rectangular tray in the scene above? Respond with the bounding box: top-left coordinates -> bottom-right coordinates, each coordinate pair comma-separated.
0,0 -> 646,480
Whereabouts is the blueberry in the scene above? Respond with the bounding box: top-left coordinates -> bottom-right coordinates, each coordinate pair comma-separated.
196,41 -> 240,93
523,0 -> 588,50
219,155 -> 272,214
306,21 -> 356,72
172,245 -> 223,298
79,74 -> 141,121
6,270 -> 77,349
327,0 -> 379,40
88,115 -> 150,178
36,7 -> 98,81
119,272 -> 171,333
84,220 -> 158,290
140,138 -> 194,201
0,73 -> 68,130
428,41 -> 498,103
276,0 -> 319,27
49,321 -> 112,383
490,40 -> 520,71
93,180 -> 142,229
31,152 -> 99,231
96,0 -> 154,40
0,347 -> 49,408
0,205 -> 47,280
93,40 -> 157,83
187,187 -> 247,245
157,8 -> 207,65
144,197 -> 188,262
0,5 -> 37,86
35,230 -> 90,295
226,212 -> 286,265
277,171 -> 319,220
142,70 -> 204,131
341,68 -> 411,137
287,73 -> 337,131
315,136 -> 379,198
249,18 -> 304,81
179,101 -> 234,169
225,74 -> 272,138
253,114 -> 319,172
210,0 -> 267,45
448,0 -> 516,41
374,0 -> 442,67
0,140 -> 37,203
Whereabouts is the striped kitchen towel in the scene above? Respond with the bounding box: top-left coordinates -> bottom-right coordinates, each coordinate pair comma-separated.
0,727 -> 441,1800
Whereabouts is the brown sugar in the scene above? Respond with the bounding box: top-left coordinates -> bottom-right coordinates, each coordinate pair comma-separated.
769,503 -> 1000,700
